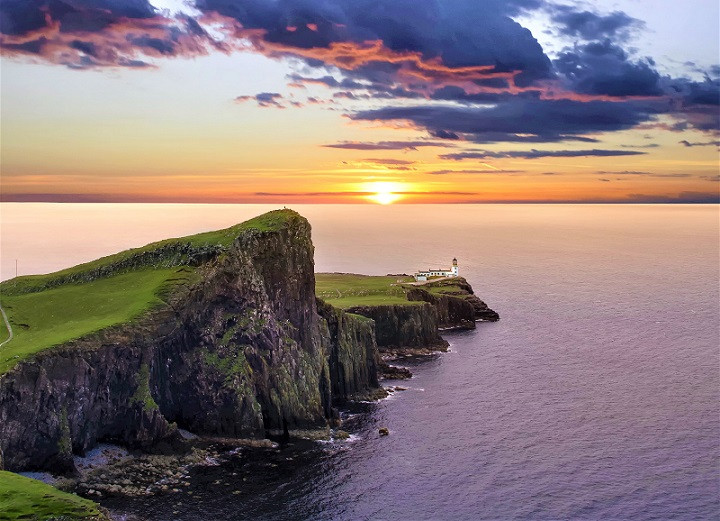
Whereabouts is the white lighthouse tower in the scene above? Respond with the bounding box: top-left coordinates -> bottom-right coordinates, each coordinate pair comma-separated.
451,258 -> 458,276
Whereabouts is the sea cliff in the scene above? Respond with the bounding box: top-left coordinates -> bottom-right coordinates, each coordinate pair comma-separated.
0,211 -> 378,473
339,277 -> 499,353
0,210 -> 497,478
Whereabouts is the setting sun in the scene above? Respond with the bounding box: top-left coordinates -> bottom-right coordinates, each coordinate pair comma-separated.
363,181 -> 406,204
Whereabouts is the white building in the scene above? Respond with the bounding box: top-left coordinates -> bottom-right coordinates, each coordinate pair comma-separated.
414,258 -> 458,281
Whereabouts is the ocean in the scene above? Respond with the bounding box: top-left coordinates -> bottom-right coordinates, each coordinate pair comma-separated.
1,203 -> 718,520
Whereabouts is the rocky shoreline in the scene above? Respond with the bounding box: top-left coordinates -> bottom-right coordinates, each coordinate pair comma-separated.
27,327 -> 478,505
65,334 -> 468,503
51,404 -> 383,502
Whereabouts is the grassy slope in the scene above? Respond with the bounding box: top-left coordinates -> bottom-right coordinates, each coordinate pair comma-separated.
315,273 -> 420,309
424,284 -> 470,297
0,471 -> 105,521
0,268 -> 192,374
0,210 -> 298,375
0,210 -> 295,297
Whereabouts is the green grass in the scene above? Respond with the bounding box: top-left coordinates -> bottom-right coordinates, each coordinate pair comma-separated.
422,281 -> 471,297
315,273 -> 420,309
0,209 -> 301,375
0,323 -> 9,345
0,268 -> 193,374
0,471 -> 105,520
0,209 -> 299,297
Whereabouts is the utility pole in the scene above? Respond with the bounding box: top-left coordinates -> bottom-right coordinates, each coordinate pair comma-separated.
15,259 -> 17,278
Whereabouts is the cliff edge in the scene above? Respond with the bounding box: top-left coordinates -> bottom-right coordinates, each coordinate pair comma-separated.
0,211 -> 498,476
0,210 -> 380,473
316,274 -> 499,354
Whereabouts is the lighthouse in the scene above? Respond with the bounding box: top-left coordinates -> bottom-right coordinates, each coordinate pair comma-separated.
413,258 -> 459,281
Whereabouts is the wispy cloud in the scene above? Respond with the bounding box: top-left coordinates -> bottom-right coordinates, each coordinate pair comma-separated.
428,169 -> 524,175
441,149 -> 646,160
548,5 -> 645,42
597,170 -> 693,178
323,141 -> 455,151
361,158 -> 417,165
625,192 -> 719,203
679,140 -> 720,147
235,92 -> 285,108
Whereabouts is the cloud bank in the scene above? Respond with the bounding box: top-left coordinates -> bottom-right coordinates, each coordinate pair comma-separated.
1,0 -> 717,160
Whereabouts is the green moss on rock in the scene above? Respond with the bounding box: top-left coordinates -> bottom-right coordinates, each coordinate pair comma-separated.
131,364 -> 158,412
57,409 -> 72,457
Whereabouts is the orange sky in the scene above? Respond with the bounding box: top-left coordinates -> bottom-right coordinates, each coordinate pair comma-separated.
0,1 -> 718,204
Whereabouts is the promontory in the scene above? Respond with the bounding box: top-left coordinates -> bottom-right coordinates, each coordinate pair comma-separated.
0,209 -> 497,518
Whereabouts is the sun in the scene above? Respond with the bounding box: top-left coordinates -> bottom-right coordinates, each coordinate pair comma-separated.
363,181 -> 405,204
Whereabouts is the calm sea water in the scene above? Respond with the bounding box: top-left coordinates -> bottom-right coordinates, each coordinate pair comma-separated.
1,204 -> 718,520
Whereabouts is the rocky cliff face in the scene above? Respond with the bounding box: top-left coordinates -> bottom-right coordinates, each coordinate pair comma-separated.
406,278 -> 499,327
343,303 -> 449,352
0,212 -> 380,472
316,301 -> 380,402
344,278 -> 498,352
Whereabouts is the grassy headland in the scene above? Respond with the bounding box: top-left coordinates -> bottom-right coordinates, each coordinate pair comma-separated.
0,210 -> 299,375
315,273 -> 419,309
0,471 -> 106,520
0,210 -> 297,297
0,268 -> 193,374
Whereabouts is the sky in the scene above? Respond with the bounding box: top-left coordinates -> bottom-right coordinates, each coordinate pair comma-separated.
0,0 -> 718,204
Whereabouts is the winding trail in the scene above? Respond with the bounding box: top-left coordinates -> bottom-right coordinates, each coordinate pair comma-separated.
0,303 -> 13,348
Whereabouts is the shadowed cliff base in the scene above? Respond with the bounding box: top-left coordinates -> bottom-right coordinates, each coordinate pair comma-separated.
316,273 -> 499,360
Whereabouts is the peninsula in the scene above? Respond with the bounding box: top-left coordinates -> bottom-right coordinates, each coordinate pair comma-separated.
0,209 -> 497,519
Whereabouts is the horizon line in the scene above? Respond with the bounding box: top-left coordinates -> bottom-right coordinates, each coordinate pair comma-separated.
1,198 -> 718,205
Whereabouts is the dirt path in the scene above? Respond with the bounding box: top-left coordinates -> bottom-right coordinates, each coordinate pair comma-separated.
0,303 -> 13,348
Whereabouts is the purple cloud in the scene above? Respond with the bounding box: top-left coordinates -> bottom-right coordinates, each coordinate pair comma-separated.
323,140 -> 455,151
441,149 -> 646,160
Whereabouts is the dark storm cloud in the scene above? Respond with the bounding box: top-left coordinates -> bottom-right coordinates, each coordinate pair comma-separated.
676,77 -> 720,106
323,140 -> 455,151
429,85 -> 517,104
555,40 -> 662,97
195,0 -> 553,86
441,149 -> 646,160
352,98 -> 657,144
549,5 -> 643,42
2,0 -> 717,146
0,0 -> 155,35
666,75 -> 720,132
0,0 -> 222,68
